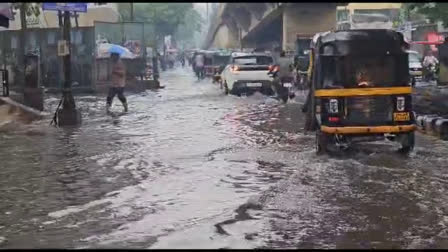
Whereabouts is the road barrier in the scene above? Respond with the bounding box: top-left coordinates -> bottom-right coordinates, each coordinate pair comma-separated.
416,114 -> 448,140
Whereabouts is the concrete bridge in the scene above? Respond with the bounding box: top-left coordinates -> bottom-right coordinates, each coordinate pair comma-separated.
204,3 -> 347,51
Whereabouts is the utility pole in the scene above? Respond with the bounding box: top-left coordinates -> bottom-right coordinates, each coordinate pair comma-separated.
130,3 -> 134,22
56,10 -> 81,126
206,3 -> 209,25
19,3 -> 27,88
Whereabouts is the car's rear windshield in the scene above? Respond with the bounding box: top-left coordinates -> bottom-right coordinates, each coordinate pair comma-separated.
233,56 -> 273,65
408,53 -> 421,63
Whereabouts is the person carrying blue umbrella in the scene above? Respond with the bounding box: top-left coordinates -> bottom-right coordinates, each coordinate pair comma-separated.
106,51 -> 128,113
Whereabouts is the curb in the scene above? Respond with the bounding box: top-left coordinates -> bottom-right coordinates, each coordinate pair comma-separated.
416,114 -> 448,140
0,97 -> 50,122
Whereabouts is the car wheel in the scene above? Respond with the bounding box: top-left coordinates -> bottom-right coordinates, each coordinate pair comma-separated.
224,82 -> 229,95
316,130 -> 330,155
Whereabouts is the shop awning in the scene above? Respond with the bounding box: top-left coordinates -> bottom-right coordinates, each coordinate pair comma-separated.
0,3 -> 13,28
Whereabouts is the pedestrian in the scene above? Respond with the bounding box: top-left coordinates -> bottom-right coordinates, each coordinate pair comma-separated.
194,53 -> 205,80
106,52 -> 128,113
423,50 -> 439,68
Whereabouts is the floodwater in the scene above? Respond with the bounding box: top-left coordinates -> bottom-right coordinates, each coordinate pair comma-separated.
1,67 -> 448,249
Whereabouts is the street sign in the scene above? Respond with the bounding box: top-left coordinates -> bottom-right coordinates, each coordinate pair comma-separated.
42,3 -> 87,13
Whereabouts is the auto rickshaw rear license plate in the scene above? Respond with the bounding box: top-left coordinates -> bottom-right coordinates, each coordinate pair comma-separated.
247,83 -> 262,87
394,112 -> 410,121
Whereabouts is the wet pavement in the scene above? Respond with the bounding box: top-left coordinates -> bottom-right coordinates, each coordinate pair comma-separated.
1,67 -> 448,249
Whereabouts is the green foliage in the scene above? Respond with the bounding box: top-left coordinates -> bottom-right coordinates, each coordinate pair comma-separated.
407,3 -> 448,27
175,8 -> 204,44
117,3 -> 202,38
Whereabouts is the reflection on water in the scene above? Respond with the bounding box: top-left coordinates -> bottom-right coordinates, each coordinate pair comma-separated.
1,68 -> 448,249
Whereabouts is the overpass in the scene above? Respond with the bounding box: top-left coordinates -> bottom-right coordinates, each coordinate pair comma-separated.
204,3 -> 347,51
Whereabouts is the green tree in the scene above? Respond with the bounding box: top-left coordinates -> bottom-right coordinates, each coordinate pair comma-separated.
174,8 -> 204,47
118,3 -> 199,37
407,3 -> 448,27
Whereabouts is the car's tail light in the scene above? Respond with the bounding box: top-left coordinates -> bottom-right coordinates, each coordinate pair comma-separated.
231,65 -> 239,72
397,96 -> 405,111
329,99 -> 339,113
268,65 -> 279,72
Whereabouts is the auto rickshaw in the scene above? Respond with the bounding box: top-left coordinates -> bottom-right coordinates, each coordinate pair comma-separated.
210,51 -> 232,83
305,29 -> 416,154
203,51 -> 215,77
294,33 -> 313,89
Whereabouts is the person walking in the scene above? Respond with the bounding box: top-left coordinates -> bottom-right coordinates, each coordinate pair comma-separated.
194,53 -> 205,80
106,52 -> 128,113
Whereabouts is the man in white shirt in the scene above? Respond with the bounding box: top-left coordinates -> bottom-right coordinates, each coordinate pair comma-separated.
194,54 -> 205,79
423,51 -> 439,67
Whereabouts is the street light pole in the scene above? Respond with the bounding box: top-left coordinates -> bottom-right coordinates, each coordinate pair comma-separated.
62,11 -> 74,110
130,2 -> 134,22
56,10 -> 81,126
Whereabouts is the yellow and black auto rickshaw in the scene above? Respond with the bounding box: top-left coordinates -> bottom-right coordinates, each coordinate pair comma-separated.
203,50 -> 232,83
305,29 -> 416,154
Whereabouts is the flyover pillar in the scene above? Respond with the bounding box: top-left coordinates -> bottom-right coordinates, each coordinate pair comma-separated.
212,24 -> 240,49
282,3 -> 337,51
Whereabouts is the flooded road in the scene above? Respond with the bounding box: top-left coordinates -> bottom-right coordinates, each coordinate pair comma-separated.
1,68 -> 448,249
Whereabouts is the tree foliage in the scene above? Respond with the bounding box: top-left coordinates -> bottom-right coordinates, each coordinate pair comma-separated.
118,3 -> 202,38
174,8 -> 204,45
407,3 -> 448,27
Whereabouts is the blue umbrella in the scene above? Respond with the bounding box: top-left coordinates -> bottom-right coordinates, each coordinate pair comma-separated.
97,43 -> 136,59
108,44 -> 130,55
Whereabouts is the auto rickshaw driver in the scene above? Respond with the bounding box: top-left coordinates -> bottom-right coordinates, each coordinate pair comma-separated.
355,65 -> 373,87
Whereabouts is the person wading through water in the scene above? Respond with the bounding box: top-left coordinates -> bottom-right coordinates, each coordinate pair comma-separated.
107,52 -> 128,113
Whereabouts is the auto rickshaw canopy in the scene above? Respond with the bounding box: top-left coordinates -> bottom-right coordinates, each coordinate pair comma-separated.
312,29 -> 408,57
309,29 -> 410,89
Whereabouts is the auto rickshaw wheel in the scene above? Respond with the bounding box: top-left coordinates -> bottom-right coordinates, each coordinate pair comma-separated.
223,82 -> 229,95
399,132 -> 415,153
316,130 -> 331,154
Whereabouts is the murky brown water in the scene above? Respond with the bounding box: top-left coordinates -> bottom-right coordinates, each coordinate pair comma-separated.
1,67 -> 448,249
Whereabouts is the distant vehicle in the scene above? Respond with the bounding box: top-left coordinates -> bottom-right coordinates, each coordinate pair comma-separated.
407,50 -> 423,86
201,50 -> 231,83
294,33 -> 313,89
220,52 -> 275,96
337,13 -> 393,30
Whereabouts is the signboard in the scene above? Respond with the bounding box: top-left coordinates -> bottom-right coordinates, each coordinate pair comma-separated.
42,3 -> 87,13
58,40 -> 69,56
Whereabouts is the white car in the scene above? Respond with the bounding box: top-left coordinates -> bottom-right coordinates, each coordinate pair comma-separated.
407,50 -> 423,85
220,53 -> 275,96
